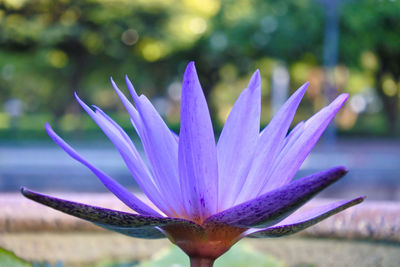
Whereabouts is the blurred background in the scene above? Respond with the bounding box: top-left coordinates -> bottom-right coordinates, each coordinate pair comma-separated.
0,0 -> 400,200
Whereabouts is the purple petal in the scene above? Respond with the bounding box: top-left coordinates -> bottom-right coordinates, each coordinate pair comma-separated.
204,166 -> 348,228
262,122 -> 306,186
74,94 -> 173,215
21,187 -> 202,239
92,105 -> 138,152
245,196 -> 365,238
111,78 -> 143,134
234,82 -> 308,205
45,123 -> 160,217
217,70 -> 261,210
125,74 -> 139,100
114,77 -> 186,217
280,121 -> 305,150
261,93 -> 349,194
179,62 -> 219,222
170,129 -> 179,143
99,225 -> 165,239
124,80 -> 184,217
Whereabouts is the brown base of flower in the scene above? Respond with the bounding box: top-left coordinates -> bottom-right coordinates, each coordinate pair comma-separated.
190,257 -> 215,267
162,221 -> 246,267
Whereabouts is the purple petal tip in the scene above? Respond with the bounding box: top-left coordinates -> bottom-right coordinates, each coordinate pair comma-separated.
253,69 -> 260,79
20,187 -> 41,200
74,91 -> 81,101
124,75 -> 139,99
45,122 -> 55,134
248,70 -> 261,91
110,77 -> 119,89
20,186 -> 30,196
332,93 -> 349,106
300,81 -> 310,91
185,62 -> 197,76
338,165 -> 349,173
331,166 -> 349,177
351,195 -> 366,205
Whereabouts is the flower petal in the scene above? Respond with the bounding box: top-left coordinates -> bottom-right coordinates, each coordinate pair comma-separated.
92,105 -> 138,153
179,62 -> 219,222
204,166 -> 347,228
111,80 -> 186,216
95,224 -> 165,239
111,78 -> 143,134
245,196 -> 365,238
217,70 -> 261,211
74,94 -> 172,215
21,187 -> 202,239
45,123 -> 160,217
262,122 -> 306,187
124,78 -> 184,217
261,93 -> 349,194
280,121 -> 305,150
234,82 -> 308,205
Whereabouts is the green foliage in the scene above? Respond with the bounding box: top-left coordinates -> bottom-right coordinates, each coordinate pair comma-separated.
0,247 -> 63,267
0,244 -> 283,266
1,0 -> 399,136
137,242 -> 284,267
0,247 -> 32,267
94,260 -> 139,267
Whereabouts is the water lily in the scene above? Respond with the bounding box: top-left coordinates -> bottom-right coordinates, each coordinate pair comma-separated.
21,62 -> 364,267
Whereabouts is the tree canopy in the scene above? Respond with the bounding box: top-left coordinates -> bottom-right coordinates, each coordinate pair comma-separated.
0,0 -> 399,137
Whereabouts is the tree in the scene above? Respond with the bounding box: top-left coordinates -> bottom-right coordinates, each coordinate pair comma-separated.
340,0 -> 400,134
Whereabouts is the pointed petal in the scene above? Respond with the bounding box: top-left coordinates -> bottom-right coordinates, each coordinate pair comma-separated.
135,95 -> 182,207
235,82 -> 308,205
261,94 -> 349,193
111,77 -> 142,134
179,62 -> 219,222
74,94 -> 172,215
125,74 -> 139,100
45,123 -> 160,217
281,121 -> 305,150
115,77 -> 185,217
245,196 -> 365,238
261,122 -> 306,190
93,106 -> 158,192
217,70 -> 261,210
95,224 -> 165,239
21,188 -> 202,239
170,129 -> 179,143
204,167 -> 348,228
127,91 -> 183,217
92,105 -> 138,152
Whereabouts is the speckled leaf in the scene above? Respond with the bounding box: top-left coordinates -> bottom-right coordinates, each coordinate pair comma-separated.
246,196 -> 365,238
204,167 -> 348,228
21,187 -> 202,239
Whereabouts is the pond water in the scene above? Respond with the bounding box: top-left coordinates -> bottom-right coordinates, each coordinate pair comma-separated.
1,139 -> 399,201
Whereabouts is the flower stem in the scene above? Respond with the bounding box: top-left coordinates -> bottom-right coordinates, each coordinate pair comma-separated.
190,257 -> 215,267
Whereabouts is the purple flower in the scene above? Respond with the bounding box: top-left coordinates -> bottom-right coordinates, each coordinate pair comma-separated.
21,62 -> 364,267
